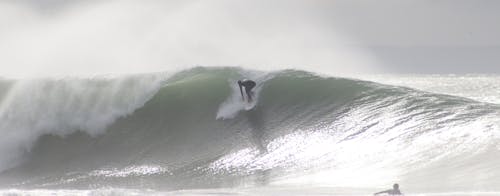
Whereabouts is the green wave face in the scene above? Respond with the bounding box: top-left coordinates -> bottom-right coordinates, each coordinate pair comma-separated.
0,67 -> 499,192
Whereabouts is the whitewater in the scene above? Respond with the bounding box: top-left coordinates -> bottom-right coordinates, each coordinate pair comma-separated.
0,67 -> 499,196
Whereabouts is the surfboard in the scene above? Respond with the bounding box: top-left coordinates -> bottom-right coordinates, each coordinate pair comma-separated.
244,100 -> 256,110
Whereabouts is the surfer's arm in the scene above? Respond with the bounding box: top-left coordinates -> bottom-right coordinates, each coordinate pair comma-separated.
238,83 -> 244,101
373,190 -> 390,195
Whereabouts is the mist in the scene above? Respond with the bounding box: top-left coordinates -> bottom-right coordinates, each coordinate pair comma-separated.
2,0 -> 499,78
0,0 -> 380,78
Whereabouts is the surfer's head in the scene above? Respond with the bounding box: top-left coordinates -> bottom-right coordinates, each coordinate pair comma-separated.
238,80 -> 242,85
393,183 -> 399,189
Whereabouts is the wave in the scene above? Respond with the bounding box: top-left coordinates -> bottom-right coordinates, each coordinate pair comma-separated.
0,74 -> 165,170
0,67 -> 499,192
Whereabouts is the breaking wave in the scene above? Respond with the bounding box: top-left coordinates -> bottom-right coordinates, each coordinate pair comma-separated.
0,67 -> 499,193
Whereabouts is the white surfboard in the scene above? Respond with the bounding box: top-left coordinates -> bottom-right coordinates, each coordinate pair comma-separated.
244,100 -> 256,110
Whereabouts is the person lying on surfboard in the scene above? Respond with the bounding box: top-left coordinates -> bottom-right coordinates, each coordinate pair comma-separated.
238,79 -> 256,103
374,183 -> 403,195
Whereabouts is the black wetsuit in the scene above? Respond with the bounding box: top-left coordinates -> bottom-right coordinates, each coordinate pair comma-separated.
238,79 -> 256,101
240,80 -> 256,92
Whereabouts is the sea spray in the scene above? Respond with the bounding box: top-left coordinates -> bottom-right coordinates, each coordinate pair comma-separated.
0,74 -> 164,171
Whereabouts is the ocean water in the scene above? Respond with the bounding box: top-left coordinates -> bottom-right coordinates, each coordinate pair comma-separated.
0,67 -> 499,196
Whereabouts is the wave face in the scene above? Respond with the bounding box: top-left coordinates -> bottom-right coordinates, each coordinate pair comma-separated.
0,67 -> 499,193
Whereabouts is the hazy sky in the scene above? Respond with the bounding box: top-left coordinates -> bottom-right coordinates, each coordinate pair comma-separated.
1,0 -> 499,77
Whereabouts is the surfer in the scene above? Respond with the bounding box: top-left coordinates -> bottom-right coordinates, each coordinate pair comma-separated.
238,79 -> 256,102
374,183 -> 403,195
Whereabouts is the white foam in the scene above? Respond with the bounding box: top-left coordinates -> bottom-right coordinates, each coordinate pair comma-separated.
0,74 -> 165,171
0,188 -> 159,196
89,165 -> 171,178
